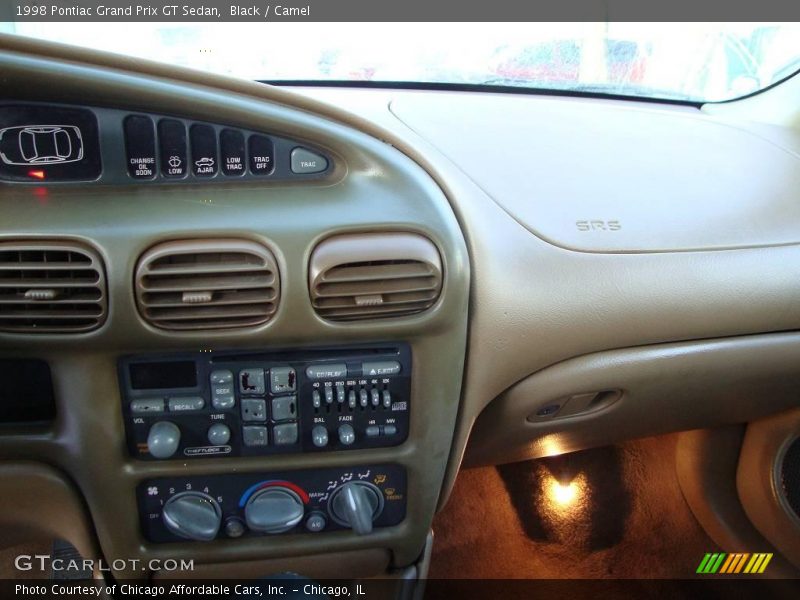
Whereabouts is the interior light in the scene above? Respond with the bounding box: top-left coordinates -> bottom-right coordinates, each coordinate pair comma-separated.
549,479 -> 579,507
27,169 -> 46,180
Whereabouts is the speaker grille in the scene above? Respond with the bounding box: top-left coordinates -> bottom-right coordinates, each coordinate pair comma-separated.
780,436 -> 800,519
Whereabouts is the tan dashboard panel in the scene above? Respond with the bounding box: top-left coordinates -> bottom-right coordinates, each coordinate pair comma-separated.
0,36 -> 469,578
389,92 -> 800,253
466,332 -> 800,467
292,86 -> 800,507
0,461 -> 99,561
5,35 -> 800,558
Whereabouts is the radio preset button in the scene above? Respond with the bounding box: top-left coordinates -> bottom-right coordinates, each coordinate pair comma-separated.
306,364 -> 347,380
270,366 -> 296,394
131,398 -> 165,414
273,423 -> 298,446
242,426 -> 268,447
207,423 -> 231,445
168,396 -> 205,412
271,396 -> 296,421
239,368 -> 266,395
241,398 -> 267,422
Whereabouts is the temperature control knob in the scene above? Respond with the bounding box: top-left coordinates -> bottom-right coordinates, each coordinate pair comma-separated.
245,487 -> 305,534
162,492 -> 222,541
147,421 -> 180,459
328,481 -> 384,535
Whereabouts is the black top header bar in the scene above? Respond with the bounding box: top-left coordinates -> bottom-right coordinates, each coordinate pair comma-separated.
3,0 -> 800,22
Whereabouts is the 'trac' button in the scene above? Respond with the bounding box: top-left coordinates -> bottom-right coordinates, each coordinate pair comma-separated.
290,147 -> 328,174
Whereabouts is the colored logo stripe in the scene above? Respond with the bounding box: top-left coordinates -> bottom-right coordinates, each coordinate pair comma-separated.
697,552 -> 773,574
697,553 -> 726,574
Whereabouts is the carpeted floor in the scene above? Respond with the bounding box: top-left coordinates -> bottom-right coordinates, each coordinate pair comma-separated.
429,434 -> 717,579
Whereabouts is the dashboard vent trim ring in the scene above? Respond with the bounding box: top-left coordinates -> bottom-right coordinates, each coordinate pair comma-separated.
135,239 -> 280,331
0,240 -> 107,333
309,232 -> 442,321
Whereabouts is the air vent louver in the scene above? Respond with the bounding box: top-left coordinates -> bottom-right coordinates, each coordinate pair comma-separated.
135,240 -> 280,331
309,232 -> 442,321
0,241 -> 107,333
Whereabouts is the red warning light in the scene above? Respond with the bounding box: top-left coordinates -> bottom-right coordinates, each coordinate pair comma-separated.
27,170 -> 46,180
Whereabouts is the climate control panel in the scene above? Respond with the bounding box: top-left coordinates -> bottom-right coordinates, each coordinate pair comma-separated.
119,344 -> 411,460
137,464 -> 406,543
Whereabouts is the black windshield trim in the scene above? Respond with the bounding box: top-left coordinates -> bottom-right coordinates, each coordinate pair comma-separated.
258,80 -> 705,108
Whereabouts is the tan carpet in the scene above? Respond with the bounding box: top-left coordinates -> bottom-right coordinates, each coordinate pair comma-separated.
430,434 -> 716,579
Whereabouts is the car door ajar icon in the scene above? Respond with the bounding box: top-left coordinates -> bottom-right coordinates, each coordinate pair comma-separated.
0,124 -> 84,165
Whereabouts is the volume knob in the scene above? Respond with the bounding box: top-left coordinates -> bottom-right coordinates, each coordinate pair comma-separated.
147,421 -> 180,459
162,492 -> 222,541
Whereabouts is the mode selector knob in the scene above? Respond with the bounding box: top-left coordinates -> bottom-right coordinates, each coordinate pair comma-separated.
245,487 -> 305,534
147,421 -> 180,459
328,481 -> 384,535
162,492 -> 222,541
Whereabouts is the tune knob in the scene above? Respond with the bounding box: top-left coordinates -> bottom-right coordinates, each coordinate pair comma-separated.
147,421 -> 180,459
162,492 -> 222,541
245,487 -> 305,534
328,481 -> 384,535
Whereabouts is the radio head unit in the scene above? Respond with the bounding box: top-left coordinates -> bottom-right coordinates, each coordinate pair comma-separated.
119,344 -> 411,460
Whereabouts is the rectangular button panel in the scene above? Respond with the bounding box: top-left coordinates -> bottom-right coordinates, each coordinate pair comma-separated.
120,344 -> 411,460
0,102 -> 332,185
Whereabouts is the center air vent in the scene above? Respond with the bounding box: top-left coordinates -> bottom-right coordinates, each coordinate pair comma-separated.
0,241 -> 107,333
309,232 -> 442,321
135,240 -> 280,331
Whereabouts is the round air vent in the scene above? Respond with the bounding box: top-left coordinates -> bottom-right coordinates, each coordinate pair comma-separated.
135,239 -> 280,331
309,232 -> 442,321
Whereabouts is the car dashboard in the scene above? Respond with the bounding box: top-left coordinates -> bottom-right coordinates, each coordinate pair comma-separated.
2,33 -> 800,582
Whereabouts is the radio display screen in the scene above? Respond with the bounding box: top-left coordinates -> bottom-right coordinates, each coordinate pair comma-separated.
129,361 -> 197,390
